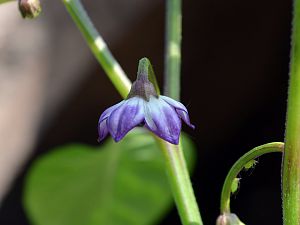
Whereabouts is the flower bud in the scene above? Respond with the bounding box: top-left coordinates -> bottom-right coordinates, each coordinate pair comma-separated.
216,213 -> 245,225
18,0 -> 42,19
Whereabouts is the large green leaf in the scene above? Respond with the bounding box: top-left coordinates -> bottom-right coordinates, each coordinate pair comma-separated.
24,129 -> 196,225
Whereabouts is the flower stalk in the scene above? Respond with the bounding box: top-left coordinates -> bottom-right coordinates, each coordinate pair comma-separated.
157,139 -> 203,225
282,0 -> 300,224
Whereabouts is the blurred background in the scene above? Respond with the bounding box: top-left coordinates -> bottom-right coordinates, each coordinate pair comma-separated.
0,0 -> 291,224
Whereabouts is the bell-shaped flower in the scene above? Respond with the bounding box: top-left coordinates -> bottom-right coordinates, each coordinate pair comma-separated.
98,58 -> 194,145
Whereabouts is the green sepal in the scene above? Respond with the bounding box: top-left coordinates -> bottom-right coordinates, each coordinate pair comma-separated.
137,57 -> 161,95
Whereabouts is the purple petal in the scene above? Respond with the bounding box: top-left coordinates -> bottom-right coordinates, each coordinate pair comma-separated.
98,119 -> 109,142
175,109 -> 195,129
107,97 -> 144,142
144,96 -> 181,144
98,101 -> 125,142
160,95 -> 195,129
99,101 -> 125,123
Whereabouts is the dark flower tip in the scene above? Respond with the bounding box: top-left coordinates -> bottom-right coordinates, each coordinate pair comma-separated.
18,0 -> 42,19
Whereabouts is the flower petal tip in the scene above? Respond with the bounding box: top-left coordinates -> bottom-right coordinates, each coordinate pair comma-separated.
170,139 -> 179,145
112,134 -> 125,142
189,124 -> 196,129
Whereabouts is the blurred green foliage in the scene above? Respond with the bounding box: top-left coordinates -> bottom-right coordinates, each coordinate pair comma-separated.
23,129 -> 196,225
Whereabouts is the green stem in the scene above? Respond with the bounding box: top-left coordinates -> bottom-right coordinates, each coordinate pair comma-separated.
282,0 -> 300,224
62,0 -> 131,98
220,142 -> 284,214
157,139 -> 203,225
164,0 -> 182,100
163,1 -> 202,224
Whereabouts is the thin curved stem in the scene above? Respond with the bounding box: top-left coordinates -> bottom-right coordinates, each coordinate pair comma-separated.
62,0 -> 131,98
220,142 -> 284,213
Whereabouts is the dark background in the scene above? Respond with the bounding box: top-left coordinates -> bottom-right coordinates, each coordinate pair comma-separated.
0,0 -> 291,224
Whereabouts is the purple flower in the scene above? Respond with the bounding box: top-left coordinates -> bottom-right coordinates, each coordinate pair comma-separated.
98,58 -> 194,145
98,94 -> 194,144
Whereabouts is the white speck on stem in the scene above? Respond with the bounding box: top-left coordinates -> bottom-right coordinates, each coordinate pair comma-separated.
169,41 -> 180,58
94,36 -> 107,51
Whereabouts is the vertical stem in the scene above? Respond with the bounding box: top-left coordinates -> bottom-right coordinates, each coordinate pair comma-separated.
164,0 -> 182,100
157,139 -> 203,225
62,0 -> 131,98
164,1 -> 202,224
282,0 -> 300,224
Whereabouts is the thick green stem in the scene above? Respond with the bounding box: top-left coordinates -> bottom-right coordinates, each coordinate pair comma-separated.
220,142 -> 284,214
282,0 -> 300,224
62,0 -> 131,98
157,139 -> 203,225
164,0 -> 182,100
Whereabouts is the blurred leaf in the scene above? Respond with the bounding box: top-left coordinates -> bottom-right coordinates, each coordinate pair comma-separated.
24,129 -> 196,225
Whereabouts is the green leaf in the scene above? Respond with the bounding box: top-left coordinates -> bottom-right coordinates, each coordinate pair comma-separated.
23,129 -> 196,225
